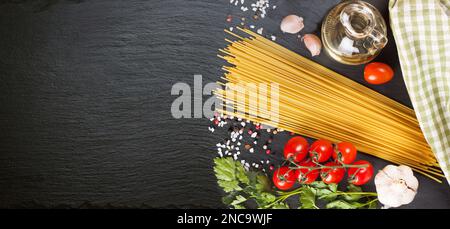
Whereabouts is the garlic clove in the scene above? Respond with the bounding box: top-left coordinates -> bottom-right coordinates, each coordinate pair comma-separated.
378,186 -> 402,208
398,165 -> 419,190
280,15 -> 304,34
302,34 -> 322,56
382,164 -> 403,180
400,189 -> 417,206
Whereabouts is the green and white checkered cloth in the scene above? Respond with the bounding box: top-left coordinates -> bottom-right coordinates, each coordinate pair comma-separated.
389,0 -> 450,183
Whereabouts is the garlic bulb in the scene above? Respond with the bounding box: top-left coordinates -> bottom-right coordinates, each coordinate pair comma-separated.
374,165 -> 419,208
280,15 -> 304,34
302,34 -> 322,56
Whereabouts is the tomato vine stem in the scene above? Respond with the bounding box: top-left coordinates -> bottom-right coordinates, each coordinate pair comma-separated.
288,159 -> 369,171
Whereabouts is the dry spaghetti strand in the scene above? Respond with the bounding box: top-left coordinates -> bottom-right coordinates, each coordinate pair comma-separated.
216,28 -> 443,182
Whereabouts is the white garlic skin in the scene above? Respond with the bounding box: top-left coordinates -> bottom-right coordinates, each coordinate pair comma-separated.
375,165 -> 419,208
280,15 -> 304,34
302,34 -> 322,56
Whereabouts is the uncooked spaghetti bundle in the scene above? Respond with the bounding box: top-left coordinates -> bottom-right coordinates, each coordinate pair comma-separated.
215,28 -> 443,182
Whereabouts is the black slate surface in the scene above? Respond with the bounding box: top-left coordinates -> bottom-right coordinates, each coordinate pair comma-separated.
0,0 -> 448,208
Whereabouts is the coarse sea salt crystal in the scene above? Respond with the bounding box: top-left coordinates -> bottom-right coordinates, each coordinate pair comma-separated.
257,28 -> 263,34
249,148 -> 254,153
271,35 -> 276,41
229,27 -> 234,31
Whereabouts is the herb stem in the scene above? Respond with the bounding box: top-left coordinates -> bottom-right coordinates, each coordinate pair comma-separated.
359,198 -> 379,208
320,191 -> 378,199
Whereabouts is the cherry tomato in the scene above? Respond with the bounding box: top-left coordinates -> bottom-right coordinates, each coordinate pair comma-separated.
320,162 -> 345,184
333,142 -> 357,164
284,136 -> 309,163
347,160 -> 374,186
272,166 -> 297,190
364,62 -> 394,85
296,160 -> 319,184
309,139 -> 333,163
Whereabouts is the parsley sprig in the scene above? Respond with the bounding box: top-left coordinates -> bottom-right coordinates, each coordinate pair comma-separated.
214,157 -> 378,209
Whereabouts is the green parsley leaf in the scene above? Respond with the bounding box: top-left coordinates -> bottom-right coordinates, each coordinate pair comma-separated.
316,188 -> 337,202
217,180 -> 242,193
222,192 -> 238,205
246,171 -> 270,192
309,181 -> 329,189
231,195 -> 247,206
233,204 -> 246,209
271,202 -> 289,209
299,186 -> 318,209
343,184 -> 363,201
328,183 -> 338,192
326,200 -> 358,209
214,157 -> 246,193
259,192 -> 276,203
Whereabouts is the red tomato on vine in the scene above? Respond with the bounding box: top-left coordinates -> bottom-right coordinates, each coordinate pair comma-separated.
348,160 -> 374,186
273,166 -> 297,190
296,160 -> 319,184
320,162 -> 345,184
309,139 -> 333,163
284,136 -> 309,163
333,142 -> 357,164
